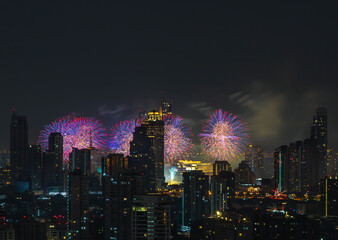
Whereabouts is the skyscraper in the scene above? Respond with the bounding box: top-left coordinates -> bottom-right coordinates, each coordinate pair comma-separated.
211,170 -> 235,215
129,126 -> 155,192
234,160 -> 255,185
311,107 -> 328,179
274,145 -> 288,192
288,141 -> 306,193
131,194 -> 171,240
326,149 -> 337,177
10,110 -> 28,181
320,176 -> 338,217
182,170 -> 210,230
42,151 -> 58,193
67,169 -> 89,240
141,111 -> 165,190
102,153 -> 128,177
103,154 -> 146,240
103,172 -> 132,240
27,144 -> 42,191
159,100 -> 173,118
69,148 -> 91,175
48,132 -> 63,168
213,161 -> 231,176
48,132 -> 64,188
303,138 -> 319,193
245,144 -> 264,178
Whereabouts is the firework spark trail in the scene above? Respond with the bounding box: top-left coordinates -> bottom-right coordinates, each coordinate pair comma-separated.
38,116 -> 107,163
109,119 -> 141,156
200,109 -> 249,161
163,115 -> 193,164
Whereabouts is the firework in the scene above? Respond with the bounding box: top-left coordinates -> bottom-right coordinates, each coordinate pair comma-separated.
163,115 -> 193,164
200,109 -> 249,161
38,116 -> 107,163
270,189 -> 287,200
109,119 -> 140,156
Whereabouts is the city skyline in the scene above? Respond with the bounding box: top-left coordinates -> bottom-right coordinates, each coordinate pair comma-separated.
1,1 -> 338,154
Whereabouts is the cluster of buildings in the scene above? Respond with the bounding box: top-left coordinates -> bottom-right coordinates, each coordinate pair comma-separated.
0,104 -> 336,239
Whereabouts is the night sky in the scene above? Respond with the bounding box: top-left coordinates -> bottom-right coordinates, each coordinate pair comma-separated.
1,1 -> 338,161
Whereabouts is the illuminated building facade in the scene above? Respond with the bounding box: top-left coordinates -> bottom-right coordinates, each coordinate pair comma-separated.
211,170 -> 235,215
326,149 -> 337,177
102,153 -> 128,176
67,169 -> 89,240
288,141 -> 307,193
245,144 -> 264,178
141,111 -> 165,190
159,100 -> 172,118
129,126 -> 155,192
311,107 -> 328,179
213,161 -> 231,176
131,194 -> 171,240
320,176 -> 338,217
10,110 -> 28,181
274,145 -> 288,192
103,153 -> 147,240
182,170 -> 210,230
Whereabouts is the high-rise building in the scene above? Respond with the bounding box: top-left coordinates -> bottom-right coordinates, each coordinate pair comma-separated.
141,111 -> 165,190
303,138 -> 320,193
89,147 -> 104,175
103,154 -> 146,240
245,144 -> 264,178
159,100 -> 172,118
67,170 -> 89,240
48,132 -> 63,169
102,153 -> 128,177
69,148 -> 91,175
213,161 -> 231,176
274,145 -> 289,192
311,107 -> 328,179
326,149 -> 337,177
129,126 -> 155,192
47,215 -> 66,240
288,141 -> 306,193
10,110 -> 28,181
320,176 -> 338,217
211,170 -> 235,215
131,194 -> 171,240
182,170 -> 210,230
42,151 -> 58,193
234,160 -> 255,185
27,145 -> 42,191
103,173 -> 132,240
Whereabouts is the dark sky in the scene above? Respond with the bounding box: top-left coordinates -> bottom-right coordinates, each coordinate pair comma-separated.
1,1 -> 338,159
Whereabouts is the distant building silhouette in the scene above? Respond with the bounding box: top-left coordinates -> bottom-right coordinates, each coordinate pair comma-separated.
27,144 -> 42,191
10,110 -> 28,182
69,148 -> 91,175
